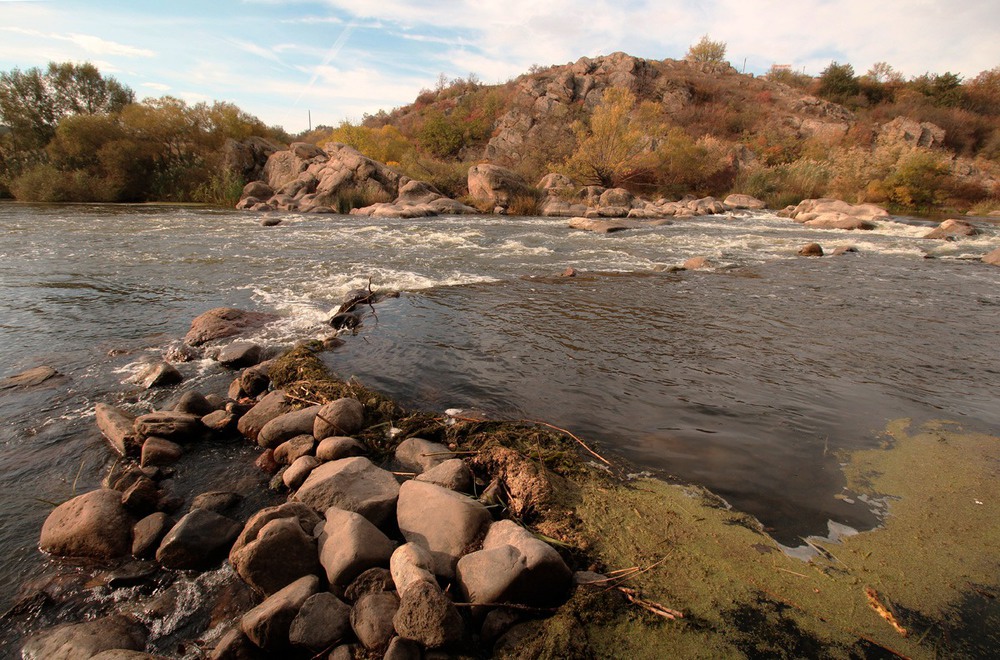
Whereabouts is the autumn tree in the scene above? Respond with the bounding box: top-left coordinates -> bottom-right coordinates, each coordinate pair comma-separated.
817,62 -> 860,104
685,36 -> 727,64
563,87 -> 647,187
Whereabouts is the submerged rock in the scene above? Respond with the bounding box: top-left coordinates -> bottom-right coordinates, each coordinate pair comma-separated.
0,365 -> 64,390
184,308 -> 276,347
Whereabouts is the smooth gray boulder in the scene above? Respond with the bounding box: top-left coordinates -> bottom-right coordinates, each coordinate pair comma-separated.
258,406 -> 319,450
317,506 -> 395,587
95,403 -> 139,457
415,458 -> 473,492
394,437 -> 455,474
396,480 -> 491,579
156,508 -> 241,570
40,489 -> 132,559
316,436 -> 366,461
134,411 -> 203,444
393,580 -> 464,649
237,390 -> 292,442
313,398 -> 365,439
293,456 -> 399,527
20,615 -> 146,660
288,592 -> 352,652
241,575 -> 320,651
350,591 -> 399,650
231,517 -> 320,596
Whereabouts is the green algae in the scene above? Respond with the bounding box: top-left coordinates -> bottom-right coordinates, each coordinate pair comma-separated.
538,419 -> 1000,659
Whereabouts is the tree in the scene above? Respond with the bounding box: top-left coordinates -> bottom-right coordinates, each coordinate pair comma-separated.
817,62 -> 860,104
865,61 -> 904,84
685,36 -> 727,64
563,87 -> 647,188
964,66 -> 1000,115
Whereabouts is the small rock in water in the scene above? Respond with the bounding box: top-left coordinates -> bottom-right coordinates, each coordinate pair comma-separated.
261,217 -> 281,227
0,365 -> 64,390
155,508 -> 241,570
797,243 -> 824,257
217,342 -> 263,369
138,361 -> 183,389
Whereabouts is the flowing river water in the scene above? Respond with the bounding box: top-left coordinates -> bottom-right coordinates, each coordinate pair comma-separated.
1,203 -> 998,644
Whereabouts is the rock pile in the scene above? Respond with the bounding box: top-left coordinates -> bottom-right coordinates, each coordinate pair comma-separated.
31,308 -> 579,658
778,198 -> 888,230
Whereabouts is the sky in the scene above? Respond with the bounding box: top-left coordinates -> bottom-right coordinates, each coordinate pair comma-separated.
0,0 -> 997,134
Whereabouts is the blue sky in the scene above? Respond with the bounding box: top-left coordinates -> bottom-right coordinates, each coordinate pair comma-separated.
1,0 -> 997,133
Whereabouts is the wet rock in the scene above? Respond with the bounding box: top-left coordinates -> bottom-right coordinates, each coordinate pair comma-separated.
313,397 -> 365,439
803,213 -> 876,230
0,365 -> 64,390
682,256 -> 713,270
560,267 -> 578,277
202,409 -> 237,433
415,458 -> 474,493
137,361 -> 183,389
568,216 -> 633,233
172,390 -> 217,416
207,627 -> 267,660
390,542 -> 437,596
318,506 -> 395,587
289,592 -> 352,651
91,651 -> 167,659
217,342 -> 264,369
294,456 -> 400,527
156,508 -> 241,570
191,491 -> 243,514
95,403 -> 140,457
121,476 -> 160,517
140,437 -> 182,468
40,489 -> 132,559
283,455 -> 320,490
230,502 -> 322,561
259,406 -> 319,450
983,247 -> 1000,266
164,342 -> 201,363
254,449 -> 280,474
350,591 -> 400,650
239,367 -> 270,398
831,245 -> 859,256
316,436 -> 366,461
237,390 -> 292,442
924,218 -> 979,239
344,567 -> 395,602
132,512 -> 172,558
241,574 -> 320,651
396,480 -> 492,579
394,437 -> 455,474
134,411 -> 204,444
394,580 -> 463,649
20,615 -> 146,660
797,243 -> 824,257
232,516 -> 321,596
184,308 -> 277,346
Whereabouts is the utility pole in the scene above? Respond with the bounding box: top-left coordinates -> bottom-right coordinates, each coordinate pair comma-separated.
308,110 -> 312,132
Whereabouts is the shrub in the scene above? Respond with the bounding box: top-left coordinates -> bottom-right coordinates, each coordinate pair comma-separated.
506,191 -> 542,216
685,36 -> 727,64
193,168 -> 245,206
331,183 -> 392,214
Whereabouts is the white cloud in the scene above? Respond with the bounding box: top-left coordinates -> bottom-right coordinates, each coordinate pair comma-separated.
1,27 -> 154,58
142,82 -> 171,91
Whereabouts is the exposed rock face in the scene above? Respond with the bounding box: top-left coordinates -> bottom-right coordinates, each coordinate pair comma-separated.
724,193 -> 767,210
879,116 -> 946,149
184,308 -> 276,346
467,164 -> 533,211
223,136 -> 282,184
40,489 -> 133,558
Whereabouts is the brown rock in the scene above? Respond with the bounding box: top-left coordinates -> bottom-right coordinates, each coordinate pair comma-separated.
923,218 -> 979,239
231,517 -> 320,596
316,436 -> 366,462
317,506 -> 396,587
983,247 -> 1000,266
797,243 -> 824,257
0,365 -> 64,390
259,407 -> 319,450
682,256 -> 713,270
134,411 -> 203,444
293,457 -> 400,527
184,308 -> 276,347
394,437 -> 455,474
313,398 -> 365,440
350,592 -> 399,650
393,580 -> 463,649
95,403 -> 139,457
137,361 -> 183,389
237,390 -> 292,442
132,512 -> 173,558
20,615 -> 146,660
156,508 -> 241,570
140,437 -> 182,467
40,489 -> 132,559
241,575 -> 320,651
288,592 -> 352,651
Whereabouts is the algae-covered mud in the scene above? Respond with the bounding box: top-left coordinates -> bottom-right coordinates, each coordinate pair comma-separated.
519,419 -> 998,659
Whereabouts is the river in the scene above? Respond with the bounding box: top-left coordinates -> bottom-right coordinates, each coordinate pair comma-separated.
1,202 -> 998,629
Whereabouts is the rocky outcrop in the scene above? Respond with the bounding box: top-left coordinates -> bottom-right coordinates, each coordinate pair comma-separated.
780,198 -> 888,230
878,116 -> 946,149
923,218 -> 979,239
223,136 -> 283,184
238,142 -> 476,217
467,164 -> 533,212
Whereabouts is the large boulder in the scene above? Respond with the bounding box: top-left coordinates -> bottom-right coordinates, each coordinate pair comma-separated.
878,116 -> 946,149
317,506 -> 395,586
231,517 -> 321,596
184,308 -> 276,346
983,247 -> 1000,266
293,457 -> 399,527
136,361 -> 182,389
350,592 -> 400,650
223,136 -> 282,183
724,193 -> 767,210
134,411 -> 203,444
786,198 -> 888,224
241,575 -> 320,651
394,437 -> 455,474
396,480 -> 491,579
21,615 -> 146,660
40,489 -> 132,559
467,164 -> 532,211
155,508 -> 241,570
230,502 -> 322,560
288,592 -> 352,652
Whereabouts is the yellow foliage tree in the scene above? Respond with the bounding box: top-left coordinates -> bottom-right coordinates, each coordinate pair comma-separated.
563,87 -> 647,188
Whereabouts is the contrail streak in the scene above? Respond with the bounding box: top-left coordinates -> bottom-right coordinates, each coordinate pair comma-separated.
293,20 -> 357,107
